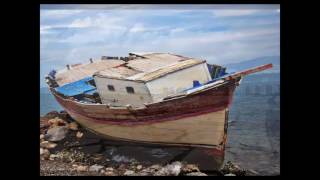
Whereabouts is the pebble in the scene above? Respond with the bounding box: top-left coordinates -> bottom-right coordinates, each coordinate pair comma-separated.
76,165 -> 88,172
40,141 -> 57,149
89,164 -> 104,172
49,154 -> 59,161
76,131 -> 83,138
123,170 -> 135,176
105,167 -> 114,171
185,172 -> 208,176
104,171 -> 115,176
40,148 -> 44,155
136,165 -> 143,170
40,134 -> 45,140
181,164 -> 200,174
40,148 -> 50,160
68,122 -> 79,131
48,117 -> 67,127
100,170 -> 105,174
225,173 -> 236,176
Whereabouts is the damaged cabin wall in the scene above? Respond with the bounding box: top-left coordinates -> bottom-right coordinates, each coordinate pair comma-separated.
146,63 -> 212,102
94,77 -> 152,107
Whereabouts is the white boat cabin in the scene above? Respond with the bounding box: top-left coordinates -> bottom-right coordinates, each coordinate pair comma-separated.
93,53 -> 212,107
50,52 -> 228,107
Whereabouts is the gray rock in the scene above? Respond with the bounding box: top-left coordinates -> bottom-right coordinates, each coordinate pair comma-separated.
89,164 -> 104,172
185,172 -> 208,176
45,126 -> 68,142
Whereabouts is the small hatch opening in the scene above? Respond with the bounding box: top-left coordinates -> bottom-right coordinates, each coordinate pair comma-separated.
126,87 -> 135,94
108,85 -> 115,91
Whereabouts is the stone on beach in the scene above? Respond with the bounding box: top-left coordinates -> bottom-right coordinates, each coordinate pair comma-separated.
123,170 -> 135,176
185,172 -> 208,176
221,161 -> 246,176
181,164 -> 200,174
40,141 -> 57,149
89,164 -> 104,172
48,117 -> 67,127
76,131 -> 83,138
136,165 -> 143,170
49,154 -> 59,161
154,161 -> 182,176
40,148 -> 50,160
68,122 -> 79,131
45,126 -> 69,142
224,173 -> 236,176
76,165 -> 88,172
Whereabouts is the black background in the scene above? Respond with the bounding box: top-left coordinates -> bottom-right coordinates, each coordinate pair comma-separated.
2,0 -> 303,177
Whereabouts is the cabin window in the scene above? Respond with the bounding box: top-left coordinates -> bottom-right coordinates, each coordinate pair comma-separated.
126,86 -> 135,94
107,85 -> 115,91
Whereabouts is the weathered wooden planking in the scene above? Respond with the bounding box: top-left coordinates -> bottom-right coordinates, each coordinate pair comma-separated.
225,63 -> 273,80
66,108 -> 227,146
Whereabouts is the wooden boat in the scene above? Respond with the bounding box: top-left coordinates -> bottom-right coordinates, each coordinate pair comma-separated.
46,53 -> 272,170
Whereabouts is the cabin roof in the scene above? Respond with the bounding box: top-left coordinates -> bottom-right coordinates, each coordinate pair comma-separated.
94,53 -> 205,82
127,59 -> 206,82
54,53 -> 205,85
55,60 -> 125,86
95,66 -> 142,79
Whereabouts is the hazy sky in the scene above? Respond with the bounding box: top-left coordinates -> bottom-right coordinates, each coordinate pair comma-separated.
40,4 -> 280,87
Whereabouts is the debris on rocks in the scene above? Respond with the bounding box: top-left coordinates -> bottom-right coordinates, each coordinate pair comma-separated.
221,161 -> 247,176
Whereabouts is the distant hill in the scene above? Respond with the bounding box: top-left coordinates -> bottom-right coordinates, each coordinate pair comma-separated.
223,56 -> 280,74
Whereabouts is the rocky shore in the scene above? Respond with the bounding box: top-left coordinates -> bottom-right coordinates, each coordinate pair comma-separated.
40,111 -> 259,176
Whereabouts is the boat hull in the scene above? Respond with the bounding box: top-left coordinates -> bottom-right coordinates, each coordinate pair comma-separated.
51,80 -> 238,170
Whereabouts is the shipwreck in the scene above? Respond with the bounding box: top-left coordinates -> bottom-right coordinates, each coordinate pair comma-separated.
45,52 -> 272,170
